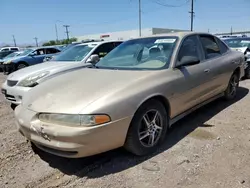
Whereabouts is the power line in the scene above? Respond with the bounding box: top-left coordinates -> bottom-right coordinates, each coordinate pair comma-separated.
12,35 -> 16,47
63,25 -> 70,43
33,37 -> 38,47
150,0 -> 190,7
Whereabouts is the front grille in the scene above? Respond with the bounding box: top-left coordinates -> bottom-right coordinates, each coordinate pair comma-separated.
7,80 -> 18,87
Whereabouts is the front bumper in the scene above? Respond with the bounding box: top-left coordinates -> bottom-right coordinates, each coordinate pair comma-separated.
1,82 -> 31,105
15,105 -> 132,158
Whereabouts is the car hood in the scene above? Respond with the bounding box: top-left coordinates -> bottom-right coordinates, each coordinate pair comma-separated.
7,61 -> 87,81
231,47 -> 248,53
23,68 -> 156,114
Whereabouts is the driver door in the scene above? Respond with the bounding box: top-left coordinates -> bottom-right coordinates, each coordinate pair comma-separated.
170,35 -> 213,117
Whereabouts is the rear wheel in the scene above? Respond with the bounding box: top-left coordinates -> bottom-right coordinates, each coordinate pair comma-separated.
224,73 -> 239,100
124,99 -> 168,156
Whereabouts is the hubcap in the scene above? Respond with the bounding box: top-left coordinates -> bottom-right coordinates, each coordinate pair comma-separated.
229,75 -> 238,96
138,110 -> 163,147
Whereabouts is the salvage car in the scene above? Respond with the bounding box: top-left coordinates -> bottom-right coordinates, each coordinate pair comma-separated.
223,37 -> 250,78
15,32 -> 245,158
3,47 -> 61,74
1,40 -> 123,109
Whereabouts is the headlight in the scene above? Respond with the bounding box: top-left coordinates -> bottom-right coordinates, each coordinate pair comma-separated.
3,60 -> 12,64
18,71 -> 50,87
38,113 -> 111,127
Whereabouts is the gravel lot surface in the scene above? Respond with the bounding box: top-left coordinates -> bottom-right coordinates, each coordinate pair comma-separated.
1,73 -> 250,188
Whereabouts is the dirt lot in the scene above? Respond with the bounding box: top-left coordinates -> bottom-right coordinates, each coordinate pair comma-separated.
1,73 -> 250,188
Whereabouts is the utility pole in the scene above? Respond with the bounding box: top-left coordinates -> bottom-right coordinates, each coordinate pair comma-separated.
12,35 -> 16,47
55,23 -> 59,42
63,25 -> 70,43
189,0 -> 194,31
139,0 -> 142,37
33,37 -> 38,47
208,29 -> 210,33
230,26 -> 233,35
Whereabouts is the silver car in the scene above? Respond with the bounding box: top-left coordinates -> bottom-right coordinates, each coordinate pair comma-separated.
15,32 -> 245,158
1,40 -> 123,108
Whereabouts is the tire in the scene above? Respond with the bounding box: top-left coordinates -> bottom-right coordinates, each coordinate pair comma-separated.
16,63 -> 27,70
124,99 -> 168,156
224,73 -> 239,100
244,65 -> 250,79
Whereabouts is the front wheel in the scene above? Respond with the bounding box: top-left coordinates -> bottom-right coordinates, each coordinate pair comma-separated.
124,99 -> 168,156
16,63 -> 27,70
224,73 -> 239,100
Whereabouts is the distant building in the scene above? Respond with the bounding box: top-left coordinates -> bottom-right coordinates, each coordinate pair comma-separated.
76,27 -> 187,42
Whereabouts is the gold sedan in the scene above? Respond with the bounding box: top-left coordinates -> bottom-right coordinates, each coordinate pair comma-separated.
15,32 -> 245,158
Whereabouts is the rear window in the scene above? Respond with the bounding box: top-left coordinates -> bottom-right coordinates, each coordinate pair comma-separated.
10,48 -> 18,51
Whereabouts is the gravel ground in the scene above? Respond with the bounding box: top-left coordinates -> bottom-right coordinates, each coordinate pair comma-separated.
1,73 -> 250,188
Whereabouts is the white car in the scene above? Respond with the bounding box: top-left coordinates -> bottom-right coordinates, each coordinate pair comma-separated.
1,40 -> 123,109
0,47 -> 19,52
223,37 -> 250,78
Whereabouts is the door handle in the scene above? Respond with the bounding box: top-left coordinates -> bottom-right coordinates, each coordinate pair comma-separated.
231,61 -> 239,65
204,69 -> 210,73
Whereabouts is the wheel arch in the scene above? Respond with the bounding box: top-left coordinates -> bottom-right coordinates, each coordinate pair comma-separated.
135,94 -> 171,121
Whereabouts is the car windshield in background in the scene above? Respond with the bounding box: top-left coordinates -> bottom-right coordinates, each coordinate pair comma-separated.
54,45 -> 94,61
96,37 -> 178,70
224,38 -> 250,48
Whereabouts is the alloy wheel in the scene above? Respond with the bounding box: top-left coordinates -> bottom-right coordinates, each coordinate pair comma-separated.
138,109 -> 163,147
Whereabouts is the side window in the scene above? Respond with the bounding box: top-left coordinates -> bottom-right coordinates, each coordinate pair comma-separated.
93,43 -> 115,58
177,35 -> 201,63
45,48 -> 60,54
200,35 -> 221,59
34,49 -> 45,55
114,42 -> 122,47
2,48 -> 9,52
10,48 -> 18,51
215,37 -> 229,54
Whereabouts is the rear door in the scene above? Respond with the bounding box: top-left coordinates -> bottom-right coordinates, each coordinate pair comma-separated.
198,34 -> 232,97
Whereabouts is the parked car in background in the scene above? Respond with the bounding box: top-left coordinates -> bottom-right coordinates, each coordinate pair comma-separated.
0,51 -> 23,72
223,37 -> 250,78
2,47 -> 61,74
0,47 -> 19,52
0,50 -> 17,59
1,40 -> 123,109
14,32 -> 245,158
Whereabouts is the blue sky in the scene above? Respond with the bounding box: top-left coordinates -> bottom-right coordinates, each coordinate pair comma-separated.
0,0 -> 249,45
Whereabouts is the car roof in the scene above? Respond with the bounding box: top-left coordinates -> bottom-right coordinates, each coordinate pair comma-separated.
77,40 -> 123,46
223,37 -> 250,40
127,31 -> 215,40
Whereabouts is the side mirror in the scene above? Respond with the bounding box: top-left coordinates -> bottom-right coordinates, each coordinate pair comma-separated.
176,56 -> 200,68
29,52 -> 36,56
86,54 -> 100,64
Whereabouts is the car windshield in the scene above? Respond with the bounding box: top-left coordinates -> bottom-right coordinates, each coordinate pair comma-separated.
20,49 -> 33,56
96,36 -> 178,70
54,44 -> 94,61
224,38 -> 250,48
3,52 -> 19,59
